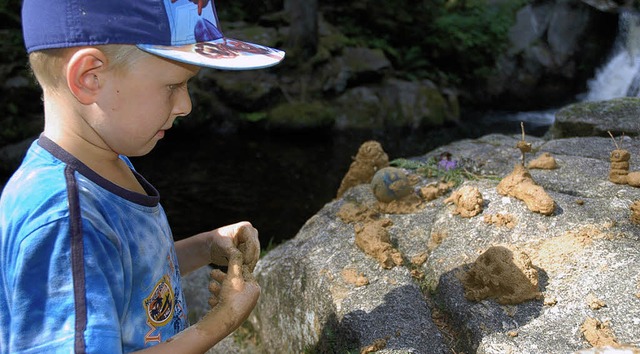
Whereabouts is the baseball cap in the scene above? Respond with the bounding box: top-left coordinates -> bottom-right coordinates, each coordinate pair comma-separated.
21,0 -> 285,70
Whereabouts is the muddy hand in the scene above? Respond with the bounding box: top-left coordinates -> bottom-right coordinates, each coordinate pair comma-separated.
199,248 -> 261,336
236,224 -> 260,272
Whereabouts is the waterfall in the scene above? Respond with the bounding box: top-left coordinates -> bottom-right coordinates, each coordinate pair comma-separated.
475,10 -> 640,135
583,10 -> 640,101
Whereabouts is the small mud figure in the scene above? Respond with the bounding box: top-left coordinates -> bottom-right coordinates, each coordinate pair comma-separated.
336,141 -> 389,198
609,149 -> 630,184
443,185 -> 483,218
516,122 -> 532,166
528,152 -> 558,170
354,218 -> 403,269
459,246 -> 541,305
608,131 -> 630,185
370,167 -> 413,203
498,123 -> 555,215
631,201 -> 640,224
497,164 -> 555,215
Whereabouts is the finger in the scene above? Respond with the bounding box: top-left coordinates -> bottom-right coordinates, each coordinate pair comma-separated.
208,280 -> 221,295
242,265 -> 257,282
208,295 -> 218,308
237,225 -> 260,272
209,269 -> 226,283
226,248 -> 244,284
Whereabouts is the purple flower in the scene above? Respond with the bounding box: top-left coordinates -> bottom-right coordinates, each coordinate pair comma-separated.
438,158 -> 457,171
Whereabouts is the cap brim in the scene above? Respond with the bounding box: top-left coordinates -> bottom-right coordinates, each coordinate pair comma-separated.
138,37 -> 284,70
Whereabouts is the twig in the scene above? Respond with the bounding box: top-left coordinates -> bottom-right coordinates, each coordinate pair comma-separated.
608,130 -> 620,150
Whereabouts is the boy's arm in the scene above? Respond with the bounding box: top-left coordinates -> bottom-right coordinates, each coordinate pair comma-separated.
132,248 -> 260,354
174,221 -> 260,275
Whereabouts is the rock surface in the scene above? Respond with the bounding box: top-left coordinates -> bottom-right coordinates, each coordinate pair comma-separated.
184,132 -> 640,353
550,97 -> 640,138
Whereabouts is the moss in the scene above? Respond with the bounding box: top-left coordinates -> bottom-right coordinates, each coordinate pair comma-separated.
319,32 -> 350,54
419,86 -> 449,126
267,101 -> 336,130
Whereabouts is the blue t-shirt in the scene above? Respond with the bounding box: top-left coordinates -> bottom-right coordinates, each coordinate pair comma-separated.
0,136 -> 189,353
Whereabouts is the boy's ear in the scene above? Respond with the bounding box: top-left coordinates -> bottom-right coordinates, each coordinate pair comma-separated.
66,48 -> 108,104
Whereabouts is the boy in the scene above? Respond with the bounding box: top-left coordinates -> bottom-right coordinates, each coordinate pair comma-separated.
0,0 -> 284,353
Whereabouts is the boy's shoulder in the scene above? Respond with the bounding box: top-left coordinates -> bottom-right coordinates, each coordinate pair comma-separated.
0,139 -> 71,221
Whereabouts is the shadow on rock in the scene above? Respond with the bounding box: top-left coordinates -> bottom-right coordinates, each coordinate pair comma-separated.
307,285 -> 449,353
435,246 -> 547,352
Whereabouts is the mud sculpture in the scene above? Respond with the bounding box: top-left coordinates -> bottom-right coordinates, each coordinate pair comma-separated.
336,141 -> 389,198
631,201 -> 640,224
528,152 -> 558,170
443,185 -> 483,218
459,246 -> 541,305
354,218 -> 403,269
497,123 -> 555,215
370,167 -> 413,203
608,132 -> 630,185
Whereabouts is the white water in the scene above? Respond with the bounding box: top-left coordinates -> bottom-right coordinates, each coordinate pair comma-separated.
583,10 -> 640,101
496,10 -> 640,131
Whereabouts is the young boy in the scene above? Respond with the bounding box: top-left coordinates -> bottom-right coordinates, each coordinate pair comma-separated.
0,0 -> 284,353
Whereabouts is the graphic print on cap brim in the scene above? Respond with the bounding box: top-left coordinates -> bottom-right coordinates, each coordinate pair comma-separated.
138,38 -> 285,70
137,0 -> 284,70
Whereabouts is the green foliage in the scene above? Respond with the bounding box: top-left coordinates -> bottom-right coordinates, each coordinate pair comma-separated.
267,101 -> 335,129
245,112 -> 268,122
426,0 -> 526,82
390,157 -> 477,187
324,0 -> 525,85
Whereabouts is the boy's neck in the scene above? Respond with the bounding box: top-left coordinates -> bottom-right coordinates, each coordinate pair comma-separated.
43,97 -> 147,195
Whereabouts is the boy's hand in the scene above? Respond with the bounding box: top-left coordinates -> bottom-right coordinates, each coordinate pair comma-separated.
209,222 -> 260,271
199,248 -> 261,335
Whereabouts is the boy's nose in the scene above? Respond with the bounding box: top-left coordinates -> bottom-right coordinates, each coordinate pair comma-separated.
173,89 -> 193,118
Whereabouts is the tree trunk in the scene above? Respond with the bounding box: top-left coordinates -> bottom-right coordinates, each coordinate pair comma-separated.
285,0 -> 318,61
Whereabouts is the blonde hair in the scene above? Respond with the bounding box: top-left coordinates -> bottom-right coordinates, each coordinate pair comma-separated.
28,44 -> 148,92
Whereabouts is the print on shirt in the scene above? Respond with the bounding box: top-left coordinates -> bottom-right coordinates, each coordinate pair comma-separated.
143,275 -> 175,344
142,252 -> 188,344
145,274 -> 175,325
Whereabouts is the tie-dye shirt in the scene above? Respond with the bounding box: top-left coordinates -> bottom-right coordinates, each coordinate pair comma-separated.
0,136 -> 188,353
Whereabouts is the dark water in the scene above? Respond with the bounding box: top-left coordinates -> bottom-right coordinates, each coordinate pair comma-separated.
131,114 -> 551,249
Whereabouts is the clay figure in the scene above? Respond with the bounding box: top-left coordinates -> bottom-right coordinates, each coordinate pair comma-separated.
443,185 -> 483,218
459,246 -> 541,305
528,152 -> 558,170
631,201 -> 640,224
497,123 -> 555,215
354,218 -> 403,269
608,131 -> 631,185
370,167 -> 413,203
336,141 -> 389,198
609,148 -> 630,185
497,164 -> 555,215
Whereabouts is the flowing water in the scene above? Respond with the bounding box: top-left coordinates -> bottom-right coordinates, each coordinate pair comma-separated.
582,10 -> 640,101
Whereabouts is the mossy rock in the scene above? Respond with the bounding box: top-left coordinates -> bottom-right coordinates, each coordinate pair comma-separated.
266,101 -> 336,131
551,97 -> 640,138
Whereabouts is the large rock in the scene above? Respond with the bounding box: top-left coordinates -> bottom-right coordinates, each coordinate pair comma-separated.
550,97 -> 640,138
334,78 -> 459,130
480,0 -> 617,110
185,132 -> 640,353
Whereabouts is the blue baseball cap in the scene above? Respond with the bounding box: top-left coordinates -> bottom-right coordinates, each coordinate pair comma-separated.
22,0 -> 285,70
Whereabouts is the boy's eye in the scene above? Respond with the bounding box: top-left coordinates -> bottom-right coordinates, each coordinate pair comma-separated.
168,82 -> 186,91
